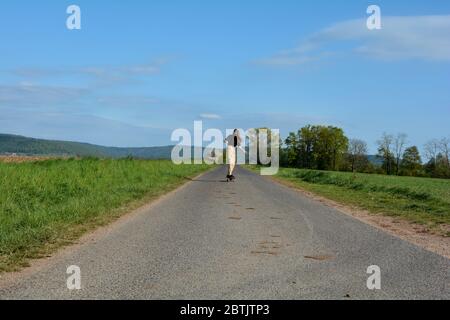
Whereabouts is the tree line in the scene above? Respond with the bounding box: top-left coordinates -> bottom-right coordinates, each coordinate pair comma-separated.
280,125 -> 450,179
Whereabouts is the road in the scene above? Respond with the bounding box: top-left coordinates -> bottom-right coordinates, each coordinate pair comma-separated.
0,166 -> 448,299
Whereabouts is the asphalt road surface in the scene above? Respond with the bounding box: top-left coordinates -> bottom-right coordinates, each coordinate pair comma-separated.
0,166 -> 448,299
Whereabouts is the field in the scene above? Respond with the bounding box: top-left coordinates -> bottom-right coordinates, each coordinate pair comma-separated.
0,158 -> 210,272
254,167 -> 450,235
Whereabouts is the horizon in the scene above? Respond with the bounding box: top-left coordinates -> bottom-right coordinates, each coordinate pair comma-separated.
1,1 -> 449,154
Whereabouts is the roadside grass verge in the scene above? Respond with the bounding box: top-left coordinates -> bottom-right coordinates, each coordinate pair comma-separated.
0,158 -> 211,272
246,166 -> 450,235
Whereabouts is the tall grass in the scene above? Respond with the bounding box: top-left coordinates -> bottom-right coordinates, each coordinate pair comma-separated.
0,158 -> 210,272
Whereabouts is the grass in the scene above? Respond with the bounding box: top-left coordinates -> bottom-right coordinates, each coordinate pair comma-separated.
247,166 -> 450,235
0,158 -> 211,272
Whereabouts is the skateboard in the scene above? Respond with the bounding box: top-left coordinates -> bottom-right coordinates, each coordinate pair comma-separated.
226,175 -> 236,182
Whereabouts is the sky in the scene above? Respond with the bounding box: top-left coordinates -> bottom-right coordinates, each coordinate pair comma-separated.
0,0 -> 449,153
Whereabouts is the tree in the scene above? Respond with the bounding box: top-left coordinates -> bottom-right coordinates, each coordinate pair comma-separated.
424,139 -> 440,166
283,125 -> 349,171
424,137 -> 450,178
347,139 -> 368,172
400,146 -> 422,176
377,133 -> 395,175
298,126 -> 316,169
284,132 -> 300,167
310,126 -> 348,171
329,127 -> 349,171
393,133 -> 408,175
439,137 -> 450,167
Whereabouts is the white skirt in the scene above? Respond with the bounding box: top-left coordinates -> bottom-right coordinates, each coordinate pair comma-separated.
227,145 -> 236,164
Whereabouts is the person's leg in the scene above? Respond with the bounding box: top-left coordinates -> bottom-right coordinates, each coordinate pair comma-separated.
227,146 -> 236,176
229,161 -> 236,176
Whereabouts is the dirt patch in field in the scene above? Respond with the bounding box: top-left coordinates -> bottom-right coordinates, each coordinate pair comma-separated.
0,156 -> 56,163
267,176 -> 450,259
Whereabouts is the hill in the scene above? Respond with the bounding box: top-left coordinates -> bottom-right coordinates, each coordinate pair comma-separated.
1,133 -> 383,164
0,133 -> 173,159
367,154 -> 384,166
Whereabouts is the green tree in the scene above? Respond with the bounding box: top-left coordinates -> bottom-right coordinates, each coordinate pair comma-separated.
298,126 -> 316,169
328,126 -> 349,171
284,125 -> 348,171
284,131 -> 300,167
400,146 -> 422,176
377,133 -> 395,175
425,153 -> 450,179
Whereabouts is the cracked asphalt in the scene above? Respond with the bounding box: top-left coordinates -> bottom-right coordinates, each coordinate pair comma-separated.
0,166 -> 448,299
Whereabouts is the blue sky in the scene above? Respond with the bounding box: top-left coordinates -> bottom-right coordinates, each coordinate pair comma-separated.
0,0 -> 449,153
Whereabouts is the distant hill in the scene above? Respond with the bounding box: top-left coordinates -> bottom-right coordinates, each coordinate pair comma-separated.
367,154 -> 384,166
1,133 -> 384,165
0,133 -> 174,159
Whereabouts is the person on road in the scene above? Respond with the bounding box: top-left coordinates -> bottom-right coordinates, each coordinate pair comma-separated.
224,129 -> 242,181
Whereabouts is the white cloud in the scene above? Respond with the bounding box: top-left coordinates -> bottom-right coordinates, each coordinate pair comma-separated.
256,15 -> 450,66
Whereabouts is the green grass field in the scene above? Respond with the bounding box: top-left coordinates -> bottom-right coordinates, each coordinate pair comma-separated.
0,158 -> 210,272
252,167 -> 450,234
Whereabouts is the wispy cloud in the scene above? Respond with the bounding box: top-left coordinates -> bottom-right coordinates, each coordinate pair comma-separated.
79,60 -> 168,81
0,107 -> 172,147
96,96 -> 160,108
199,113 -> 221,120
0,83 -> 89,108
256,15 -> 450,66
8,58 -> 171,85
0,59 -> 172,110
